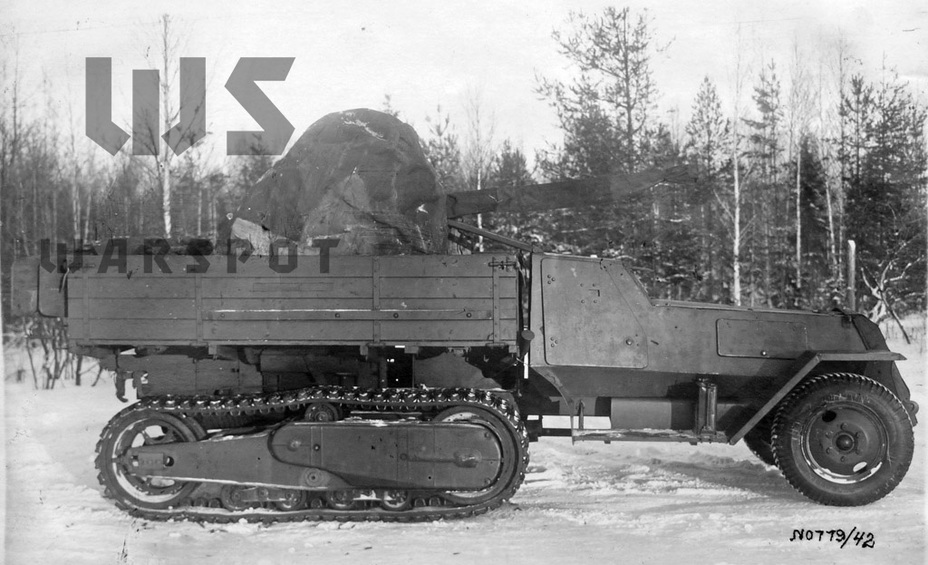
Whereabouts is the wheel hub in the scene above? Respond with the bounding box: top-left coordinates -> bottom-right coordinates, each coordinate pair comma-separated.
804,404 -> 886,481
834,433 -> 854,451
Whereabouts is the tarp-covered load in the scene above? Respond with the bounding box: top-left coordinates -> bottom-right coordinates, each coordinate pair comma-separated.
231,108 -> 447,255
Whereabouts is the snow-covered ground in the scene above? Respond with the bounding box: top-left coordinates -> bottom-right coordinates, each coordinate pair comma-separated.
2,332 -> 925,565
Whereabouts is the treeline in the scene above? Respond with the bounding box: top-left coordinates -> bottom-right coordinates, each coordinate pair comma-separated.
0,16 -> 277,323
0,73 -> 273,319
2,7 -> 926,328
421,8 -> 927,322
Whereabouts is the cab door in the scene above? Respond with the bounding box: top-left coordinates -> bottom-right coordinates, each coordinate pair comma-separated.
539,255 -> 648,368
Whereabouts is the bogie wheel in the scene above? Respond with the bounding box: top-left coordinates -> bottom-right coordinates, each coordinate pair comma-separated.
325,490 -> 359,511
434,405 -> 521,506
380,489 -> 411,511
275,489 -> 307,511
772,373 -> 914,506
96,408 -> 204,510
220,485 -> 250,511
744,414 -> 776,466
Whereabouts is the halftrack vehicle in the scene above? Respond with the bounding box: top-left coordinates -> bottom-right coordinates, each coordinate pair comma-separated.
11,163 -> 918,524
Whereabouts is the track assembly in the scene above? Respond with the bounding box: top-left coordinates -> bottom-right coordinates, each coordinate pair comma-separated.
95,386 -> 529,523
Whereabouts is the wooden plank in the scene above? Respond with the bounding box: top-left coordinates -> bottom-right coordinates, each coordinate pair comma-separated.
204,320 -> 373,341
204,309 -> 496,321
380,277 -> 518,299
380,298 -> 518,318
81,254 -> 521,279
76,254 -> 375,278
200,277 -> 373,299
70,298 -> 197,319
199,254 -> 374,277
201,298 -> 373,310
77,258 -> 206,280
65,253 -> 522,347
204,319 -> 518,344
73,276 -> 196,299
379,320 -> 511,342
377,255 -> 518,278
84,319 -> 198,342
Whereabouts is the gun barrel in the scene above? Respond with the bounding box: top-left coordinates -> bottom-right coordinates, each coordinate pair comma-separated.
445,166 -> 692,218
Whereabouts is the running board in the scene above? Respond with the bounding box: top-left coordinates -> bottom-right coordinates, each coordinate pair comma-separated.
572,428 -> 728,444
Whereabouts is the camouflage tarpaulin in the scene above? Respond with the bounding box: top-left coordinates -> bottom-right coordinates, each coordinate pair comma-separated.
232,109 -> 447,255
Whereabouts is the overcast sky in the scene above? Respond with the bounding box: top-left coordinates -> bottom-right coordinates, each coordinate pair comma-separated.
2,0 -> 926,169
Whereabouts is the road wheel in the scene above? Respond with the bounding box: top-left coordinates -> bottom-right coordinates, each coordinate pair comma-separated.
325,489 -> 359,510
380,489 -> 412,511
275,489 -> 307,511
772,373 -> 914,506
220,485 -> 250,511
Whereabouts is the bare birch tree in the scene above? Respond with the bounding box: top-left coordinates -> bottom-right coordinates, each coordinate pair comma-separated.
461,87 -> 497,250
727,32 -> 749,306
786,40 -> 814,296
134,14 -> 201,239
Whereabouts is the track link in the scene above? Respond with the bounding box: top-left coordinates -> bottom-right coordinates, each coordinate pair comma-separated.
95,386 -> 529,523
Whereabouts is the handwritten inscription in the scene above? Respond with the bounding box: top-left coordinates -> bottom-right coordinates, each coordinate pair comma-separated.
789,527 -> 875,549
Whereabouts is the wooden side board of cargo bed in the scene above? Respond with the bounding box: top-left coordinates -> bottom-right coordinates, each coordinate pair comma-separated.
59,253 -> 520,349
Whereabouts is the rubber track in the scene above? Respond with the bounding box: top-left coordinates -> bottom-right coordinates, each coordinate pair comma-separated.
95,386 -> 530,523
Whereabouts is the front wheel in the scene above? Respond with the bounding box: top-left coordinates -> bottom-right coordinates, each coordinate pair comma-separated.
772,373 -> 914,506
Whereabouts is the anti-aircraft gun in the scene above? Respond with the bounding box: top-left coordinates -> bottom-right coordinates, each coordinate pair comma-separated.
11,110 -> 917,523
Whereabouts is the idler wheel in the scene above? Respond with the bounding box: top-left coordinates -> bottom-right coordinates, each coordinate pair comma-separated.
96,409 -> 204,510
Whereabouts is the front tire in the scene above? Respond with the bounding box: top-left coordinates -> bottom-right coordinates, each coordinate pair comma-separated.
772,373 -> 914,506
